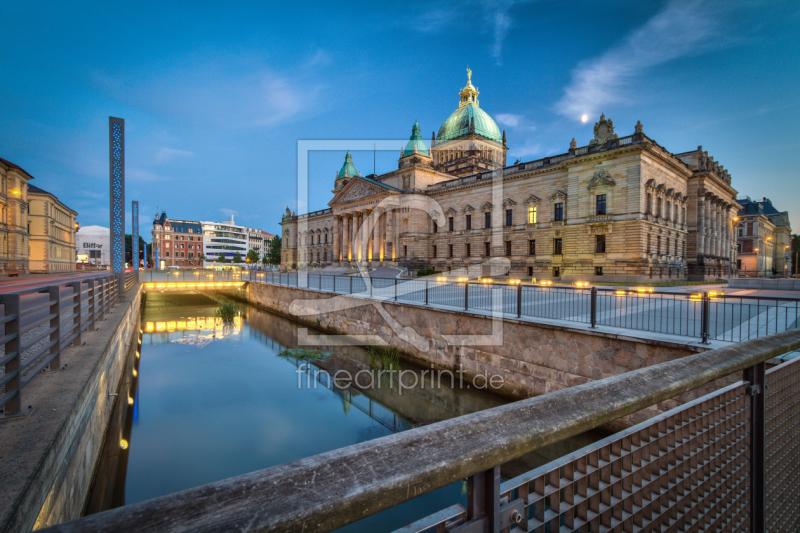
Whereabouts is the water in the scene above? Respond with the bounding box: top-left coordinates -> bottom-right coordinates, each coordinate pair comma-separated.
86,292 -> 604,531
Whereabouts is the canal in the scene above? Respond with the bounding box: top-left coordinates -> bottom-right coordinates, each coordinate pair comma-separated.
85,291 -> 604,531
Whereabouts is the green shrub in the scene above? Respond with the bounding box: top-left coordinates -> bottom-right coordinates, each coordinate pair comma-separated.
277,348 -> 328,361
214,300 -> 239,322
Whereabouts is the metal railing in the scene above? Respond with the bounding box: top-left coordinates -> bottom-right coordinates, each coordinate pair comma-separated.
253,273 -> 800,343
39,329 -> 800,533
143,269 -> 249,283
0,273 -> 123,421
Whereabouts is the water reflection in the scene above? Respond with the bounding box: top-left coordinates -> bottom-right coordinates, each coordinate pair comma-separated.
86,292 -> 604,531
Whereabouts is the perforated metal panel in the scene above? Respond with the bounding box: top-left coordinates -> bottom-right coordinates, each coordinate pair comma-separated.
132,200 -> 139,270
109,117 -> 125,273
765,357 -> 800,532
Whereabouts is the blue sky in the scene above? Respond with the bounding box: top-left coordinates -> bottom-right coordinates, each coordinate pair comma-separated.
1,0 -> 798,242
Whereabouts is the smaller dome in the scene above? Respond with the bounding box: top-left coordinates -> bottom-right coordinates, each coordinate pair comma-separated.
403,120 -> 429,156
337,150 -> 358,179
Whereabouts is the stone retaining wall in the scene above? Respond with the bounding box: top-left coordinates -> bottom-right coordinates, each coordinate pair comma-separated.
246,282 -> 731,427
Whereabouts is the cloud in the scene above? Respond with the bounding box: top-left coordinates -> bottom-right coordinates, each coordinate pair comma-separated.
485,1 -> 516,65
90,52 -> 327,130
128,168 -> 171,182
508,140 -> 542,159
156,147 -> 194,163
495,113 -> 536,131
219,208 -> 237,220
556,0 -> 737,120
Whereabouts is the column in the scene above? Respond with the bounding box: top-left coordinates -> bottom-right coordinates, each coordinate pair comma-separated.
392,208 -> 399,261
350,213 -> 357,263
696,198 -> 705,258
371,208 -> 380,263
378,208 -> 386,263
362,208 -> 371,263
333,215 -> 340,263
354,211 -> 363,262
342,213 -> 350,263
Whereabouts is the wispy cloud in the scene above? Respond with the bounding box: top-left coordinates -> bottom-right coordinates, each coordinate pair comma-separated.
156,147 -> 194,163
495,113 -> 536,130
484,0 -> 516,65
220,208 -> 237,220
556,0 -> 738,120
90,52 -> 328,130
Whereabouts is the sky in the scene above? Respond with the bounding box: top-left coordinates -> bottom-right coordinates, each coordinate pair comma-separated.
1,0 -> 799,243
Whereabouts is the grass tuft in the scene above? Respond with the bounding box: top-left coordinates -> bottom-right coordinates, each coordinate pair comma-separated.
215,300 -> 239,322
277,348 -> 328,361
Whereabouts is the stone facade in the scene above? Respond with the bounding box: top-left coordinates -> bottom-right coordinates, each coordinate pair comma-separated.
28,184 -> 78,273
735,196 -> 793,277
0,157 -> 33,274
281,73 -> 740,282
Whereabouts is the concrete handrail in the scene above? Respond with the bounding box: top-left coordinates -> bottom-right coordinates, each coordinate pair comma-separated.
41,329 -> 800,533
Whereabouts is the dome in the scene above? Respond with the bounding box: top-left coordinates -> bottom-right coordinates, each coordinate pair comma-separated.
337,150 -> 358,179
437,104 -> 502,143
436,68 -> 502,144
403,120 -> 429,156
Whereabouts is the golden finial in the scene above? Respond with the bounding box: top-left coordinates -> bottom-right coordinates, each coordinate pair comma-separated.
467,66 -> 472,83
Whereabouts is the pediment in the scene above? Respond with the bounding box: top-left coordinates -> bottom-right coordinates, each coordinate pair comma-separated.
549,190 -> 567,201
445,207 -> 457,215
329,176 -> 393,206
462,204 -> 475,212
502,198 -> 517,206
524,194 -> 541,204
481,201 -> 493,210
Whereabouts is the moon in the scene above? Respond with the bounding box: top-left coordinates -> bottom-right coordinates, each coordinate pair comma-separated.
581,114 -> 589,123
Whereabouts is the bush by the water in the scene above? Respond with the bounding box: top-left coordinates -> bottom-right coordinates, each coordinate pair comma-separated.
416,268 -> 441,277
215,300 -> 239,322
277,348 -> 328,361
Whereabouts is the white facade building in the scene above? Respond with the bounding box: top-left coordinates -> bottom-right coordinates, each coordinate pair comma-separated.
202,219 -> 248,266
75,225 -> 110,267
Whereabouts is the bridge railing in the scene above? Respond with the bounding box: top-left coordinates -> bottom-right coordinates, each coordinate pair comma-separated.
0,273 -> 121,421
255,273 -> 800,343
39,329 -> 800,533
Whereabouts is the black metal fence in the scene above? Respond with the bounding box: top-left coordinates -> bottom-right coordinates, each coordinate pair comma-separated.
254,272 -> 800,343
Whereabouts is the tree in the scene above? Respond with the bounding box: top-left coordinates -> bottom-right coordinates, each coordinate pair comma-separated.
217,255 -> 227,264
266,236 -> 282,265
246,249 -> 259,264
232,252 -> 243,264
198,253 -> 206,263
124,234 -> 149,266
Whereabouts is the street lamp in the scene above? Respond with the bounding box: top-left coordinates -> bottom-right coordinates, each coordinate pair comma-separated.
729,217 -> 740,278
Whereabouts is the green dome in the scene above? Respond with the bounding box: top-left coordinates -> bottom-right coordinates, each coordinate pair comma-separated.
337,150 -> 358,179
403,120 -> 429,156
437,103 -> 502,143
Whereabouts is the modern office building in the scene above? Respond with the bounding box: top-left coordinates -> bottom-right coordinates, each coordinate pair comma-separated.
201,218 -> 248,265
76,225 -> 111,267
28,184 -> 78,273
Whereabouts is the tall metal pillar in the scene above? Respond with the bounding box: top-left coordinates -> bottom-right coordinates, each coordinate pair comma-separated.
109,117 -> 125,274
132,200 -> 139,270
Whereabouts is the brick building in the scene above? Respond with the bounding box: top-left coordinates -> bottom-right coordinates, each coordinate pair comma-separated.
279,71 -> 742,282
151,212 -> 203,268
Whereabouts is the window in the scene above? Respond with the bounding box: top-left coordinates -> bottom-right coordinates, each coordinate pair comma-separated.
595,266 -> 603,276
448,244 -> 453,258
506,209 -> 513,226
596,194 -> 606,215
647,234 -> 651,253
529,240 -> 536,255
742,240 -> 753,253
746,223 -> 754,236
485,242 -> 491,256
485,212 -> 491,228
656,198 -> 662,217
527,206 -> 537,224
449,217 -> 454,231
505,241 -> 511,256
553,267 -> 560,277
737,225 -> 744,237
656,236 -> 662,254
404,245 -> 408,256
596,235 -> 606,253
166,252 -> 170,257
554,203 -> 564,221
466,214 -> 472,230
433,221 -> 438,233
465,243 -> 471,257
666,201 -> 672,220
433,245 -> 437,257
528,266 -> 533,277
554,238 -> 563,255
666,237 -> 671,255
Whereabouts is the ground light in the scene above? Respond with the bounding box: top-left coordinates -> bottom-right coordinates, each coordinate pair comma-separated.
574,281 -> 590,288
119,439 -> 128,450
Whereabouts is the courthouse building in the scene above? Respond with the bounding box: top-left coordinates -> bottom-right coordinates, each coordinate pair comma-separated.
281,71 -> 741,282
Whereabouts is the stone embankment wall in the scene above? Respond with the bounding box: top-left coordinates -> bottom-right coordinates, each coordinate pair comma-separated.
246,283 -> 729,428
0,286 -> 142,533
728,278 -> 800,290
